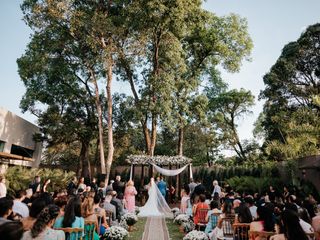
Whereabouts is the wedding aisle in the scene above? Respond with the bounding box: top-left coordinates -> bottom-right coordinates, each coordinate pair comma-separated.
142,216 -> 170,240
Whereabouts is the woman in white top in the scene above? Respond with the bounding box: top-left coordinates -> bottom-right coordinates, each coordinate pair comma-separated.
0,175 -> 7,198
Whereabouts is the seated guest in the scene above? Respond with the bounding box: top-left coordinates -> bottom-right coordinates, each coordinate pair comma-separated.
82,197 -> 99,240
77,177 -> 86,192
111,191 -> 124,220
104,191 -> 116,222
13,189 -> 29,218
93,194 -> 108,234
23,189 -> 33,206
233,199 -> 241,214
54,195 -> 68,219
235,202 -> 253,223
22,198 -> 46,231
41,179 -> 51,193
67,177 -> 77,195
22,204 -> 65,240
285,203 -> 314,234
0,221 -> 24,240
193,194 -> 209,225
205,201 -> 221,235
54,196 -> 84,233
270,210 -> 309,240
250,205 -> 275,233
0,197 -> 13,226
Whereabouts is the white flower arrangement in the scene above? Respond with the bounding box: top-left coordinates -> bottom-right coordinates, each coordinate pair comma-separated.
134,206 -> 140,215
174,214 -> 190,225
103,226 -> 128,240
171,207 -> 180,218
122,212 -> 138,226
126,155 -> 192,165
182,220 -> 195,233
119,218 -> 128,230
183,230 -> 209,240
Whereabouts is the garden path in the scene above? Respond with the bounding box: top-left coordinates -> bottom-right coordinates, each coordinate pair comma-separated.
142,216 -> 170,240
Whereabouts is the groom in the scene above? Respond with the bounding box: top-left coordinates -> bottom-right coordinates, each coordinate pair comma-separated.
157,176 -> 167,199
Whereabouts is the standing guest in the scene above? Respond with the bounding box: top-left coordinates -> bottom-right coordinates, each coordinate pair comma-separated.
29,176 -> 41,194
169,185 -> 176,204
282,186 -> 290,201
0,197 -> 13,226
212,180 -> 221,197
77,177 -> 86,192
0,175 -> 7,198
112,176 -> 125,195
157,176 -> 167,199
0,221 -> 24,240
193,194 -> 209,225
188,178 -> 197,196
13,190 -> 29,218
91,178 -> 98,192
270,210 -> 309,240
22,198 -> 46,231
180,189 -> 190,214
41,179 -> 51,193
124,180 -> 137,212
193,180 -> 206,199
67,176 -> 77,194
53,196 -> 85,232
23,189 -> 33,206
22,204 -> 65,240
82,197 -> 99,239
268,186 -> 277,203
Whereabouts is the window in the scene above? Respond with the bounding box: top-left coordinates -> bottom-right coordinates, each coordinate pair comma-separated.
0,141 -> 5,152
10,144 -> 34,158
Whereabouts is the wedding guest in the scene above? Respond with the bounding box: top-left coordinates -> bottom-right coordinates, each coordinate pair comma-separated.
29,176 -> 41,194
22,205 -> 65,240
0,221 -> 24,240
188,178 -> 197,195
82,197 -> 99,239
193,194 -> 209,225
212,180 -> 221,197
104,191 -> 116,221
250,205 -> 275,233
157,176 -> 167,198
54,195 -> 68,219
67,176 -> 77,194
270,210 -> 309,240
124,180 -> 137,212
180,189 -> 190,214
90,177 -> 98,192
93,194 -> 108,234
41,179 -> 51,193
23,189 -> 33,206
205,201 -> 221,235
282,186 -> 290,201
112,176 -> 125,195
245,196 -> 258,220
0,175 -> 7,198
77,177 -> 86,192
13,190 -> 29,218
169,185 -> 176,204
235,202 -> 253,223
0,197 -> 13,226
22,198 -> 46,231
111,191 -> 124,220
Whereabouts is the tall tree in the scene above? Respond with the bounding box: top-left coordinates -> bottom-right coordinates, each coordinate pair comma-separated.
260,23 -> 320,159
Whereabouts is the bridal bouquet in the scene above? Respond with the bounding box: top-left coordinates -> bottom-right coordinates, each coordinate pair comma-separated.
122,212 -> 138,226
182,220 -> 195,233
183,230 -> 209,240
103,226 -> 128,240
174,214 -> 190,225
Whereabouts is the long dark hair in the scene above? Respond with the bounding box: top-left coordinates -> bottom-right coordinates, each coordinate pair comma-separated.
238,203 -> 252,223
31,204 -> 60,238
257,205 -> 274,231
282,210 -> 308,240
62,196 -> 82,227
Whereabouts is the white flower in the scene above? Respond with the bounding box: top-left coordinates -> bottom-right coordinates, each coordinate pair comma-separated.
183,230 -> 209,240
126,155 -> 192,165
174,214 -> 190,225
182,220 -> 195,233
122,212 -> 138,226
103,226 -> 128,240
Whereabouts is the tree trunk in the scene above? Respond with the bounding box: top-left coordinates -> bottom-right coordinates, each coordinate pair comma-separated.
105,54 -> 114,185
80,140 -> 90,178
150,113 -> 157,156
90,69 -> 106,174
142,119 -> 152,154
177,126 -> 184,156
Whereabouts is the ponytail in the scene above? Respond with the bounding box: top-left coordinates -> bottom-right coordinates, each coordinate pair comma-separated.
31,204 -> 60,238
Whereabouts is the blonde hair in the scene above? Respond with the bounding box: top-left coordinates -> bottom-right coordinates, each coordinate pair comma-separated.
127,180 -> 134,187
82,197 -> 94,218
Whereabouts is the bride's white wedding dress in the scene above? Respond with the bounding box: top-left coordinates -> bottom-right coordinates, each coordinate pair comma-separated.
138,178 -> 172,217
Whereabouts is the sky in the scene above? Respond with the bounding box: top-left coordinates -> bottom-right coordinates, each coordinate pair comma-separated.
0,0 -> 320,142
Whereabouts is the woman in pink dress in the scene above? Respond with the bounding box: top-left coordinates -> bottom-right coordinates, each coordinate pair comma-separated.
124,180 -> 137,212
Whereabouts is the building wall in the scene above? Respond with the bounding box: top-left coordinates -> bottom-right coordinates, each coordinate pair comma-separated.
0,107 -> 42,167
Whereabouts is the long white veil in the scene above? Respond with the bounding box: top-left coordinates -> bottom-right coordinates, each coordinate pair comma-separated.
138,178 -> 172,218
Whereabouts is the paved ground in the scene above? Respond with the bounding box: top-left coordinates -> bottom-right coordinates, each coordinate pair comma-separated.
142,217 -> 170,240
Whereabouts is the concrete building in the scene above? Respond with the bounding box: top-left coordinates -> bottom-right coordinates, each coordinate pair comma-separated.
0,107 -> 42,171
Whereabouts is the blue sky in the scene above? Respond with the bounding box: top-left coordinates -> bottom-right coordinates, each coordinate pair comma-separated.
0,0 -> 320,142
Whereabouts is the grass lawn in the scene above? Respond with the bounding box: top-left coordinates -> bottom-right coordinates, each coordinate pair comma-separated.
166,218 -> 185,240
127,217 -> 147,239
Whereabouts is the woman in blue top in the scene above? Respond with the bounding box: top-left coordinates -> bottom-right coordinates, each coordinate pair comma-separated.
54,196 -> 84,240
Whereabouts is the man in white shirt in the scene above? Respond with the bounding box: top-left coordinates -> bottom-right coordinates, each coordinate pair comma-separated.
12,190 -> 29,218
211,180 -> 221,197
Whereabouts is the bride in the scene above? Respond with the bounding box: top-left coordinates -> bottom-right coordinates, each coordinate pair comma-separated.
138,178 -> 172,217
